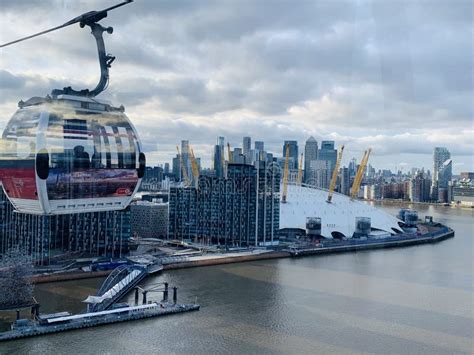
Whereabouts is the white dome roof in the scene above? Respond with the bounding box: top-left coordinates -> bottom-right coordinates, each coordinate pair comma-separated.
280,184 -> 403,238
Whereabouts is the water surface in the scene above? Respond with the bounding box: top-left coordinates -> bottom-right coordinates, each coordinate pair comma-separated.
1,203 -> 472,354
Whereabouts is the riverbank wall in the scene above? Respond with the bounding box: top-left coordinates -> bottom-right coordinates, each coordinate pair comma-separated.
28,227 -> 454,284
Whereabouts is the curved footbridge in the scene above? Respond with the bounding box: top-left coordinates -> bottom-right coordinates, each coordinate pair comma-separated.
84,263 -> 163,312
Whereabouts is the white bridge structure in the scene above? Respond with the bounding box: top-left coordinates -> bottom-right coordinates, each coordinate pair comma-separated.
280,183 -> 403,238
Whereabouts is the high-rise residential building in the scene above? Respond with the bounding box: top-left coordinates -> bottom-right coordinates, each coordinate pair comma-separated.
304,136 -> 318,183
169,163 -> 280,246
131,200 -> 168,239
283,140 -> 299,170
0,189 -> 131,265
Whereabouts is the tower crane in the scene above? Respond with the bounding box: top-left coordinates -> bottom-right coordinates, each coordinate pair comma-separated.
350,148 -> 371,199
327,145 -> 345,203
190,148 -> 200,188
176,145 -> 191,187
281,144 -> 290,203
297,153 -> 304,185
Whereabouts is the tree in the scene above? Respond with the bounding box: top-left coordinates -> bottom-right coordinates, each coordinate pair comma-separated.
0,247 -> 34,309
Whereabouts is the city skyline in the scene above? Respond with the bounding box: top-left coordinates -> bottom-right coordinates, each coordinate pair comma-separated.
0,1 -> 472,173
164,136 -> 463,176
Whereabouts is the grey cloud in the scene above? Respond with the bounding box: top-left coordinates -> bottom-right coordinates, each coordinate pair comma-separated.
0,0 -> 472,171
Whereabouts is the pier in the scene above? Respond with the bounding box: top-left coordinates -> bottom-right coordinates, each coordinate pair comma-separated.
0,302 -> 200,342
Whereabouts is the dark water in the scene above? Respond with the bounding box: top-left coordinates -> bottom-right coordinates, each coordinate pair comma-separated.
1,203 -> 473,354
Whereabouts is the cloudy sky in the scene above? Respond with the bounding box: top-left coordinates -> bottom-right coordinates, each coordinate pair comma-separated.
0,0 -> 472,173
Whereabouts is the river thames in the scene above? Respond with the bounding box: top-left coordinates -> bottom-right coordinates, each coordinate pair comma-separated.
1,203 -> 472,354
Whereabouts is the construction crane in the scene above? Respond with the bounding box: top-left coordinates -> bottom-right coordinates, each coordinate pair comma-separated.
176,145 -> 191,187
327,145 -> 345,203
281,144 -> 290,203
227,142 -> 233,163
190,148 -> 200,187
350,148 -> 372,199
297,153 -> 303,185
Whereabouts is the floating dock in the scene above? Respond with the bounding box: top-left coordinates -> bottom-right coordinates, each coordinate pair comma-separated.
0,302 -> 199,342
285,227 -> 455,256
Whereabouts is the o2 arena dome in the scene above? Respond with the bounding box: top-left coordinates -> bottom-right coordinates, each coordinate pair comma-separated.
280,184 -> 403,238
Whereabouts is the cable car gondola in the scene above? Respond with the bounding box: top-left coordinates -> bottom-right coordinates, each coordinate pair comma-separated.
0,0 -> 146,215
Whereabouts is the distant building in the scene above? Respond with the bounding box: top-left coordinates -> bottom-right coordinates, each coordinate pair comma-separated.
131,200 -> 168,239
283,140 -> 299,170
309,160 -> 330,189
232,148 -> 245,164
172,155 -> 180,181
364,184 -> 381,200
460,172 -> 474,180
254,141 -> 265,162
437,159 -> 453,202
410,171 -> 431,202
243,136 -> 252,163
304,136 -> 318,183
452,176 -> 474,207
254,141 -> 264,151
348,158 -> 357,178
318,141 -> 337,181
339,167 -> 350,195
431,147 -> 451,200
213,137 -> 225,178
381,182 -> 409,200
140,166 -> 164,192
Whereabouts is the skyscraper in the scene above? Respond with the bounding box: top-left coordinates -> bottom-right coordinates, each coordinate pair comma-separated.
213,137 -> 225,177
243,136 -> 251,164
304,136 -> 318,183
283,140 -> 298,170
433,147 -> 451,179
318,140 -> 337,180
432,147 -> 451,200
254,141 -> 265,162
218,136 -> 225,148
254,141 -> 264,151
437,159 -> 453,202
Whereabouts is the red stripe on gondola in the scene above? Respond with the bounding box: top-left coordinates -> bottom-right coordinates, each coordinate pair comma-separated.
0,166 -> 37,200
